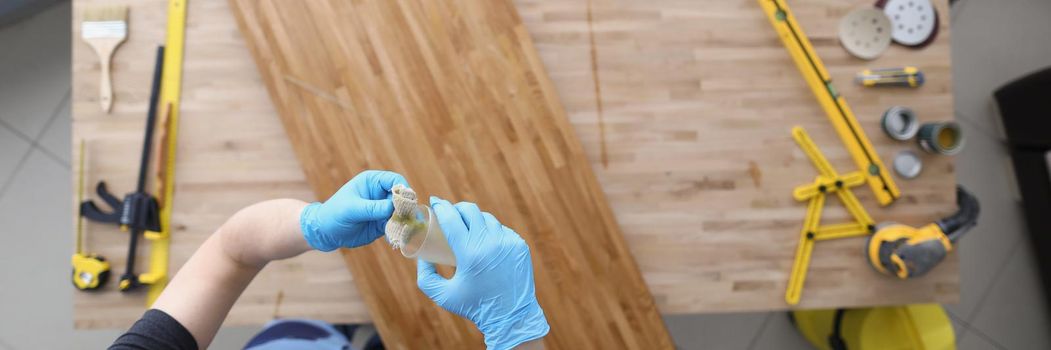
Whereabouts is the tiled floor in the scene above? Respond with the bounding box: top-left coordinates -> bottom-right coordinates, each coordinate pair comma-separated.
1,0 -> 1048,349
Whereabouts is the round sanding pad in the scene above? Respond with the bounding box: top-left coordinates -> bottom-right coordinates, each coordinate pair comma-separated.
839,8 -> 893,60
879,0 -> 939,47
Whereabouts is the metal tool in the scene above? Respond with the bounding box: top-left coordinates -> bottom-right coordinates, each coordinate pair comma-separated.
759,0 -> 901,206
857,67 -> 925,88
868,186 -> 979,279
785,127 -> 876,305
80,46 -> 165,292
141,0 -> 189,306
73,140 -> 111,291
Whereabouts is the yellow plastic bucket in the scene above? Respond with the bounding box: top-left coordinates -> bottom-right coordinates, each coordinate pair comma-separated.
792,304 -> 955,350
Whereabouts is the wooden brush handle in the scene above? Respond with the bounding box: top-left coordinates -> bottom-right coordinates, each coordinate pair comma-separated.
99,50 -> 113,112
87,38 -> 121,113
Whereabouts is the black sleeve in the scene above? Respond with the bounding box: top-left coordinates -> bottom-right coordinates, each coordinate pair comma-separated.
109,309 -> 199,350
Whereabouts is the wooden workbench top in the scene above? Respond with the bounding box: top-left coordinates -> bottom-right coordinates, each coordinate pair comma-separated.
73,0 -> 957,329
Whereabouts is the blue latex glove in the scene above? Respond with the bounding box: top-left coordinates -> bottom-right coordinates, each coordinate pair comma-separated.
300,170 -> 408,251
417,197 -> 549,350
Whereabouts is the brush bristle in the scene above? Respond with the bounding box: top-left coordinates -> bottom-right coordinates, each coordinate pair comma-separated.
82,5 -> 128,22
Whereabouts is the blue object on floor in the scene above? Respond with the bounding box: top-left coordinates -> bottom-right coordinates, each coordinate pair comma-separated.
243,319 -> 352,350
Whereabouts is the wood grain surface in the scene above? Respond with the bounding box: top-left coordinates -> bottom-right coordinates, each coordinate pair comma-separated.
73,0 -> 959,332
228,0 -> 673,348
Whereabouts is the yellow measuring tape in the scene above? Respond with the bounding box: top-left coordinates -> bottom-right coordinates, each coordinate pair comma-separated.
785,127 -> 875,305
758,0 -> 900,206
140,0 -> 187,306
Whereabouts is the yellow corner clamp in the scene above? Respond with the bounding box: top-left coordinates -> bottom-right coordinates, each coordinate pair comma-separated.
758,0 -> 900,206
785,127 -> 875,305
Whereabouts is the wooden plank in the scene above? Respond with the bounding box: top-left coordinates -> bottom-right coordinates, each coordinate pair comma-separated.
227,0 -> 673,349
73,0 -> 959,330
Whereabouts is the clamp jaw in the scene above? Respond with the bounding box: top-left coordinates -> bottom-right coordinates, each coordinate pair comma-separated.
80,182 -> 160,233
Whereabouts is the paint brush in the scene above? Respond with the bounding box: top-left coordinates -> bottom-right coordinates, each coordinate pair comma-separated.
81,5 -> 128,113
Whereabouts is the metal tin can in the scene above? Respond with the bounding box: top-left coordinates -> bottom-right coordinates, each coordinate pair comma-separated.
881,106 -> 919,141
917,121 -> 963,155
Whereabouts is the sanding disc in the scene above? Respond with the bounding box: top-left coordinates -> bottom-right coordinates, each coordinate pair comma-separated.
893,150 -> 923,179
879,0 -> 939,47
838,8 -> 893,60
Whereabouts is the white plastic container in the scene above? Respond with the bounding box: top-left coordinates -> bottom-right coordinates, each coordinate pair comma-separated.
399,205 -> 456,266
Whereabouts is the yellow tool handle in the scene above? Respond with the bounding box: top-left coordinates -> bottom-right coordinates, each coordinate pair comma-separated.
760,0 -> 900,206
859,76 -> 921,88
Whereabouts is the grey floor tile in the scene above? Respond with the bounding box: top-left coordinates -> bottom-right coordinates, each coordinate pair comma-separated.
946,309 -> 971,342
20,2 -> 72,86
663,312 -> 767,350
0,149 -> 77,349
0,149 -> 259,347
947,117 -> 1027,320
957,329 -> 1007,350
0,2 -> 70,69
38,95 -> 71,165
0,147 -> 127,349
0,124 -> 31,189
952,0 -> 1051,135
968,242 -> 1051,350
0,2 -> 71,139
949,0 -> 969,22
749,313 -> 812,350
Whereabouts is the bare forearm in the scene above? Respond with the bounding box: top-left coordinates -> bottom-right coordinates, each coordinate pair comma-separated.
152,199 -> 311,348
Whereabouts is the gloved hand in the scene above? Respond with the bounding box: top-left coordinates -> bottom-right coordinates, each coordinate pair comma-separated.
300,170 -> 408,251
417,197 -> 549,350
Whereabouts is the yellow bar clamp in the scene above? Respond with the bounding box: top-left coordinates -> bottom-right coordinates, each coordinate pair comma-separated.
141,0 -> 188,307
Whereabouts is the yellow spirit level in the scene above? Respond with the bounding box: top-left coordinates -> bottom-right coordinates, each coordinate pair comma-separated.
758,0 -> 901,206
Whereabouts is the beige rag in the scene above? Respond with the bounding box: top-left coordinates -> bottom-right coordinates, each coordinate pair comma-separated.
385,184 -> 423,250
